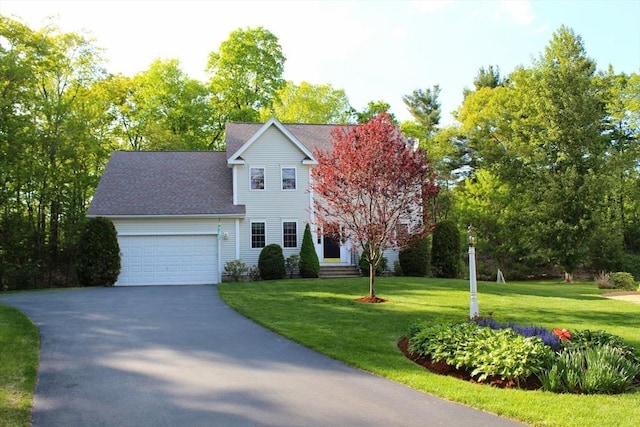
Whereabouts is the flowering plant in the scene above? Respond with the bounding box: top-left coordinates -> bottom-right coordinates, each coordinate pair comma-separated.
552,328 -> 572,341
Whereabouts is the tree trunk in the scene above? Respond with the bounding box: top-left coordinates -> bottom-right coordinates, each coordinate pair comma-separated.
369,263 -> 376,298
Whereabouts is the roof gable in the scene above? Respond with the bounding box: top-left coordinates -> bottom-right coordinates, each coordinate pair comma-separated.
227,118 -> 317,165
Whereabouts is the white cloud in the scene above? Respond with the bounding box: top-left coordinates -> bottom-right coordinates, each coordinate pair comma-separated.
410,0 -> 455,13
492,0 -> 535,26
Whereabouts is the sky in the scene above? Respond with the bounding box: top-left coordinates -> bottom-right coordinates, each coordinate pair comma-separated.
2,0 -> 639,125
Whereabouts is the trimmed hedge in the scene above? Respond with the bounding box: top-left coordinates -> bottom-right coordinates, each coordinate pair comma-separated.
258,244 -> 286,280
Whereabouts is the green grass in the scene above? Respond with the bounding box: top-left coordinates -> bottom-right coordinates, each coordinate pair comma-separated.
219,277 -> 640,427
0,304 -> 38,427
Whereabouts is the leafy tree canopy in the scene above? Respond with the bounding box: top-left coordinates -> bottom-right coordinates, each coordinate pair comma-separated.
259,80 -> 352,124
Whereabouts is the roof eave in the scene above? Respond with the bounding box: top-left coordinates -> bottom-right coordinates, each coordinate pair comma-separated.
86,213 -> 246,219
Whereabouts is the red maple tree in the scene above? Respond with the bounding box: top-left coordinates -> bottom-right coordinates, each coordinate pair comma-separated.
311,114 -> 439,299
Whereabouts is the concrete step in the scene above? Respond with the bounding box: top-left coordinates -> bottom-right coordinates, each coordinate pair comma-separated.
318,265 -> 361,278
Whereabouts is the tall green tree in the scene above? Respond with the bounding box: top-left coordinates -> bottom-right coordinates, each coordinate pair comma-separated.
206,27 -> 286,146
106,60 -> 214,150
596,68 -> 640,252
402,85 -> 441,135
353,100 -> 397,124
519,26 -> 607,281
456,26 -> 609,281
0,16 -> 110,287
259,81 -> 352,124
463,65 -> 504,98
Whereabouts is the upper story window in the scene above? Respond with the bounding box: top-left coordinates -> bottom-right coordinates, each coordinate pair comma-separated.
250,167 -> 265,190
281,167 -> 296,190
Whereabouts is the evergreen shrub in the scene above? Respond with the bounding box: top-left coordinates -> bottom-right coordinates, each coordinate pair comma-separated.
75,217 -> 121,286
609,272 -> 636,291
431,220 -> 461,278
258,244 -> 286,280
399,235 -> 430,277
298,224 -> 320,278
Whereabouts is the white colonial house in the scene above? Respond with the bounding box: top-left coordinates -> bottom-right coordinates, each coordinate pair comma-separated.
87,118 -> 401,286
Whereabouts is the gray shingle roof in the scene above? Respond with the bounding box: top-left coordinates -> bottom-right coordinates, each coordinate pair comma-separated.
89,121 -> 354,217
87,151 -> 245,216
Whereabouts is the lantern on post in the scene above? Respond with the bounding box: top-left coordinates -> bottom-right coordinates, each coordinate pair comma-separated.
467,224 -> 479,319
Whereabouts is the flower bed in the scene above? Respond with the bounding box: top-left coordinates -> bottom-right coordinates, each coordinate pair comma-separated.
403,319 -> 640,394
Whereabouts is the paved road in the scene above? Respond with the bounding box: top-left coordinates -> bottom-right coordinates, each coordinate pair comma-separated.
1,286 -> 526,426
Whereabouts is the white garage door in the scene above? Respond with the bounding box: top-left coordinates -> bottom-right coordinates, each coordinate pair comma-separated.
117,235 -> 217,286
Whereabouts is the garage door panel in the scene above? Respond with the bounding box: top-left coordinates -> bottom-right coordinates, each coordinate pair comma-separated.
117,235 -> 217,286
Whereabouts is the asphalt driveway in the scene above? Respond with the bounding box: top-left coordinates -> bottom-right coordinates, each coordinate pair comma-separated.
0,285 -> 526,426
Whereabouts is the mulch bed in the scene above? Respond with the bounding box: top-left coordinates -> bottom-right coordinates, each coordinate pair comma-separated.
355,296 -> 388,303
397,337 -> 541,390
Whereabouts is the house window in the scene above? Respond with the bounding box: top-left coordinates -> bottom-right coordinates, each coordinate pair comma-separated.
250,167 -> 265,190
283,221 -> 297,248
251,222 -> 266,248
281,167 -> 296,190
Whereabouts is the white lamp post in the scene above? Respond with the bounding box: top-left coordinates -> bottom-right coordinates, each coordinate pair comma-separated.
468,224 -> 479,319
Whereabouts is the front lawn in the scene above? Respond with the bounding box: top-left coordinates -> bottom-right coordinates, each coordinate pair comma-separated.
219,277 -> 640,427
0,304 -> 38,427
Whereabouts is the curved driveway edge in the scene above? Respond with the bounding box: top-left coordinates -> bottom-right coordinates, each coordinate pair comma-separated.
1,286 -> 527,426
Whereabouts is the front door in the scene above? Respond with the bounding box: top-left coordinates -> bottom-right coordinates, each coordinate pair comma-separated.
323,235 -> 341,262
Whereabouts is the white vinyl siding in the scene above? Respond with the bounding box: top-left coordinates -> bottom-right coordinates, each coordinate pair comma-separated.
233,126 -> 313,266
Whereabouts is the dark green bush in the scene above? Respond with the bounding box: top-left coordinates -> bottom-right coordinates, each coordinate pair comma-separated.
399,235 -> 430,277
258,244 -> 286,280
609,272 -> 636,291
75,217 -> 121,286
431,220 -> 461,278
298,224 -> 319,278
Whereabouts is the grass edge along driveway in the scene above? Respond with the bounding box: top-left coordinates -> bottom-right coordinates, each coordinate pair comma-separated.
219,277 -> 640,427
0,304 -> 38,427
